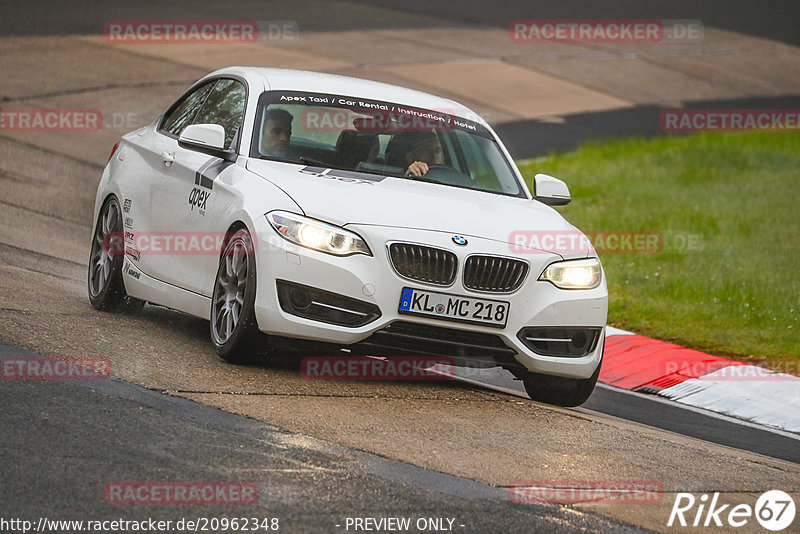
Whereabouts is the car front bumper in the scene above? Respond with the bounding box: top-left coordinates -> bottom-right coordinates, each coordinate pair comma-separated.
252,217 -> 608,380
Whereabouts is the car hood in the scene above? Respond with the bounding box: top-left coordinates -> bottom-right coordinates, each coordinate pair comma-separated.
246,160 -> 590,255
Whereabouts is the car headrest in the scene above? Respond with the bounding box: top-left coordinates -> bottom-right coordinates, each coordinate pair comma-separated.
335,130 -> 379,169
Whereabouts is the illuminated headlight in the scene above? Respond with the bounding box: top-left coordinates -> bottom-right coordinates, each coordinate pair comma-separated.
267,211 -> 371,256
540,258 -> 602,289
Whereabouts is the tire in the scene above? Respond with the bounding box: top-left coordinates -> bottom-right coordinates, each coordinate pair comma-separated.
88,196 -> 145,313
520,360 -> 601,407
210,228 -> 264,363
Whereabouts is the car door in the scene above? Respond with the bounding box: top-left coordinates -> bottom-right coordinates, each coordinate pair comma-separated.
130,80 -> 214,288
148,78 -> 247,296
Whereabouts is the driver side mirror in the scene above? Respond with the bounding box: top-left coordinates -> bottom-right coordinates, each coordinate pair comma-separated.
178,124 -> 237,162
533,173 -> 571,206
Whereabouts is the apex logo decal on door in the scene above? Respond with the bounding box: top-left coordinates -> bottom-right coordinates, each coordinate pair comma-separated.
188,188 -> 211,213
188,157 -> 233,215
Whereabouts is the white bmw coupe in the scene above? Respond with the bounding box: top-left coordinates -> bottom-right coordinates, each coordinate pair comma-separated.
89,67 -> 608,406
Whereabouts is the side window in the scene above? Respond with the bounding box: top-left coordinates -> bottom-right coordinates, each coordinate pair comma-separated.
161,82 -> 214,137
192,79 -> 247,149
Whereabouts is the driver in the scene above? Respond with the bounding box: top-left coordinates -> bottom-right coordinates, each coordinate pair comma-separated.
386,132 -> 443,178
260,108 -> 293,157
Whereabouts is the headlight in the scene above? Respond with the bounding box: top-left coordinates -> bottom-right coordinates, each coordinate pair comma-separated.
267,211 -> 371,256
540,258 -> 602,289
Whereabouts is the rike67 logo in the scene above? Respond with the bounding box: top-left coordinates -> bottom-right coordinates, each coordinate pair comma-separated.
668,490 -> 795,531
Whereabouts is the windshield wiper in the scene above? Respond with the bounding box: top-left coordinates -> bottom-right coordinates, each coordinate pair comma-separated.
297,156 -> 351,172
258,155 -> 388,179
297,157 -> 391,178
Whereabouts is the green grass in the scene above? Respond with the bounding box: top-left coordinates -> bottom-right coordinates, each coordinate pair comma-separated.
517,132 -> 800,363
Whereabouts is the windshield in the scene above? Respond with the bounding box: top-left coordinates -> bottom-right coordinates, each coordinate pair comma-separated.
249,91 -> 526,197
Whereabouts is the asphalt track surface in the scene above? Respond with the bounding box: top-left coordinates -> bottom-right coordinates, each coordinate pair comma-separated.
1,1 -> 799,533
4,0 -> 799,45
0,339 -> 796,532
4,1 -> 800,159
0,345 -> 646,534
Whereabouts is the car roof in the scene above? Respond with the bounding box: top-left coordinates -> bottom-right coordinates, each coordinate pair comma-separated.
203,66 -> 485,125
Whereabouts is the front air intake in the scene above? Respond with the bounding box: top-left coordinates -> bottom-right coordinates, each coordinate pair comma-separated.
276,280 -> 381,328
517,327 -> 602,358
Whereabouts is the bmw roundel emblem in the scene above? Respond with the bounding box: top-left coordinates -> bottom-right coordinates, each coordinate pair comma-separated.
452,236 -> 468,246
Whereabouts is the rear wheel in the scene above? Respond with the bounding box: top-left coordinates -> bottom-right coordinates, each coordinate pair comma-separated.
210,228 -> 264,363
520,360 -> 601,407
87,196 -> 144,313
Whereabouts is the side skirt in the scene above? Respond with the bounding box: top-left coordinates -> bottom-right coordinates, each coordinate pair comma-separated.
122,259 -> 211,320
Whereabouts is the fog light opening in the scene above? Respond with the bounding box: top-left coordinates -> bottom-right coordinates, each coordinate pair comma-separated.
290,288 -> 313,310
570,331 -> 588,353
516,327 -> 602,358
276,280 -> 382,328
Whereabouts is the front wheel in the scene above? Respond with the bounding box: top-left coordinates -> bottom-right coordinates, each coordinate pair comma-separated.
210,228 -> 264,363
87,196 -> 145,313
520,361 -> 601,407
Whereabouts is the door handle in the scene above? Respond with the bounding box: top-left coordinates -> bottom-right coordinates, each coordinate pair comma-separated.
161,151 -> 175,166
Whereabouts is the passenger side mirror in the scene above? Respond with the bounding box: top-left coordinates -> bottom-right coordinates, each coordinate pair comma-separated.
533,173 -> 571,206
178,124 -> 237,162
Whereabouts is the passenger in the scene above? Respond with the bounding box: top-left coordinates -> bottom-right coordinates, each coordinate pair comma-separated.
385,132 -> 443,178
260,108 -> 293,157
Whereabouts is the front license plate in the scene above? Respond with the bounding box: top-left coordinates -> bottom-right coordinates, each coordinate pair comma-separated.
398,287 -> 510,328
